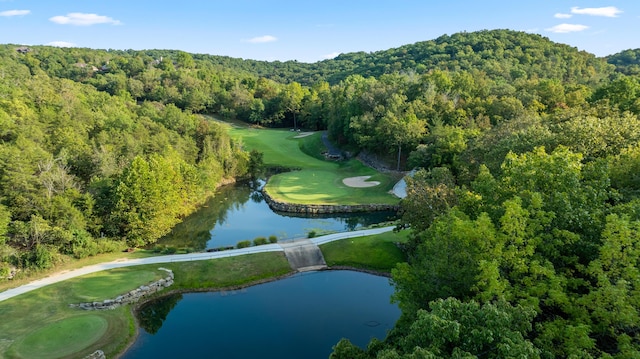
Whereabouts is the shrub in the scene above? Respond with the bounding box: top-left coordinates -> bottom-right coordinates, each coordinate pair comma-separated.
162,246 -> 177,254
268,235 -> 278,243
236,240 -> 251,249
307,230 -> 317,238
253,237 -> 268,246
0,262 -> 10,279
96,239 -> 126,254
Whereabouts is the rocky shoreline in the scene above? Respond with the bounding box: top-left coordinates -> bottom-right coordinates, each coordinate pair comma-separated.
261,188 -> 400,214
70,268 -> 174,311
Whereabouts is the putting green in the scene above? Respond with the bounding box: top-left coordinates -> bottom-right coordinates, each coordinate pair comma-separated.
13,315 -> 108,359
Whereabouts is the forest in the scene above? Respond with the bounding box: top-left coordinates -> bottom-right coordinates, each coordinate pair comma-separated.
1,29 -> 640,357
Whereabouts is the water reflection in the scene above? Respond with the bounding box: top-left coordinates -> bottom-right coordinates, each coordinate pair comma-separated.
124,271 -> 400,359
137,293 -> 183,335
156,180 -> 396,250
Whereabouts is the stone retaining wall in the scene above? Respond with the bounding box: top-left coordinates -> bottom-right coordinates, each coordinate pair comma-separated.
70,268 -> 174,310
262,189 -> 400,214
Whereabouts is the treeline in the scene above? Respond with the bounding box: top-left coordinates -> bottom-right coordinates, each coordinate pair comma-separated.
19,30 -> 639,170
0,46 -> 250,277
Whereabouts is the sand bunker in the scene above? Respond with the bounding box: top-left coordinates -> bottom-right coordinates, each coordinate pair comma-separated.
342,176 -> 381,188
293,132 -> 314,138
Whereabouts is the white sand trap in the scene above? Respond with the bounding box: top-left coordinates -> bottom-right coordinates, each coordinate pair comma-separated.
342,176 -> 381,188
293,132 -> 314,138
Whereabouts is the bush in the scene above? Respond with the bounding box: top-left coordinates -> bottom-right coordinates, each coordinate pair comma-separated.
307,230 -> 317,238
268,235 -> 278,243
236,240 -> 251,249
162,246 -> 177,254
96,239 -> 126,254
253,237 -> 268,246
0,262 -> 11,279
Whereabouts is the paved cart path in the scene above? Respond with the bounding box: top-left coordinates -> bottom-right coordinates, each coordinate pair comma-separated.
0,226 -> 395,302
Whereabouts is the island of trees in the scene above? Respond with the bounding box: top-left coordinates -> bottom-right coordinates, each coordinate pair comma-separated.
1,29 -> 639,357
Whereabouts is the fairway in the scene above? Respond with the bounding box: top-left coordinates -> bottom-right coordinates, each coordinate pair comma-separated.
229,127 -> 401,205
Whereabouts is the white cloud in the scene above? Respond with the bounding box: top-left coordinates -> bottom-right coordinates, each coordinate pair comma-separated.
245,35 -> 277,43
571,6 -> 622,17
49,12 -> 121,26
0,9 -> 30,16
47,41 -> 76,47
322,52 -> 340,59
554,13 -> 572,19
546,23 -> 589,33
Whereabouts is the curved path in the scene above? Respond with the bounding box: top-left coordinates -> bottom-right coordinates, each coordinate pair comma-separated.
0,226 -> 395,303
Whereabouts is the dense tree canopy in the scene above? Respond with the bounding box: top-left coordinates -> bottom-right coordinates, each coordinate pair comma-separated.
0,46 -> 249,275
2,28 -> 640,356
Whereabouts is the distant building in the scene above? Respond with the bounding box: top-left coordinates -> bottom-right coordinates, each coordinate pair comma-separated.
15,46 -> 30,54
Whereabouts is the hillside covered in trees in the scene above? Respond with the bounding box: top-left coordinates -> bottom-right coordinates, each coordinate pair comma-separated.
2,28 -> 640,357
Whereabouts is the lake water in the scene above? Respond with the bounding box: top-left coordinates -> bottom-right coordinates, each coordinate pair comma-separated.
122,270 -> 400,359
156,180 -> 397,250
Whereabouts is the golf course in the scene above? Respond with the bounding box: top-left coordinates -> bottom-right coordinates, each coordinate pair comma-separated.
0,124 -> 408,359
229,126 -> 403,205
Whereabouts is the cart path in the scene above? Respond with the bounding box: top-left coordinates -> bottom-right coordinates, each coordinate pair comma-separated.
0,226 -> 395,302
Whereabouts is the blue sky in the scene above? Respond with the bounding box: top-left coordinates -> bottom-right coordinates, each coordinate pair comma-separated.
1,1 -> 639,63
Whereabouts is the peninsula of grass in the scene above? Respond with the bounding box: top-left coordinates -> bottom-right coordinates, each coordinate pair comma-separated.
229,127 -> 402,206
0,267 -> 167,359
0,252 -> 292,359
320,229 -> 411,272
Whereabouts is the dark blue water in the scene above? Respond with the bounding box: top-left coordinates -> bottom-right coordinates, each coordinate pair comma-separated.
156,180 -> 396,250
122,271 -> 400,359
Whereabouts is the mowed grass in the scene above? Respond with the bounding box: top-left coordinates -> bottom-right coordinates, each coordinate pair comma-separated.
321,229 -> 411,272
0,249 -> 157,293
0,252 -> 292,359
13,315 -> 108,359
229,127 -> 401,205
0,268 -> 166,359
155,252 -> 292,291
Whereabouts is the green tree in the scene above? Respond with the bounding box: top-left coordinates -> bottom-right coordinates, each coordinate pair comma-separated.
280,82 -> 305,129
392,210 -> 497,317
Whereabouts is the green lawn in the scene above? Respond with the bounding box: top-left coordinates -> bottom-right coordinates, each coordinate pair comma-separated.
229,127 -> 401,205
321,229 -> 410,272
0,252 -> 292,359
0,268 -> 167,359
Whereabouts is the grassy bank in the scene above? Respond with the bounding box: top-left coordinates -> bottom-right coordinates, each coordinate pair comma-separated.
321,229 -> 410,272
0,252 -> 292,359
229,127 -> 401,205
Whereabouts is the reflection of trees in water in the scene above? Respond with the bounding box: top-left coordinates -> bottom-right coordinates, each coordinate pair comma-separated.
155,178 -> 397,250
138,293 -> 183,335
155,183 -> 252,251
274,210 -> 397,232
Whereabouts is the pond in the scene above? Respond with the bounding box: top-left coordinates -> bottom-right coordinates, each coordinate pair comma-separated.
155,180 -> 397,251
122,270 -> 400,359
